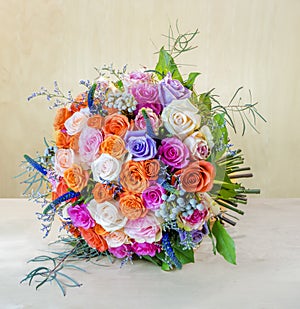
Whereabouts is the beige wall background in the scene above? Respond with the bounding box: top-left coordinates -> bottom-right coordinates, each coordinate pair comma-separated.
1,0 -> 299,198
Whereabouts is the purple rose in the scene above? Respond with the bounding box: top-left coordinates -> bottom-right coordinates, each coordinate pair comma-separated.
158,137 -> 190,169
142,183 -> 166,210
158,72 -> 191,107
191,230 -> 203,243
131,83 -> 162,115
67,204 -> 95,229
132,242 -> 160,257
109,244 -> 132,259
124,130 -> 157,161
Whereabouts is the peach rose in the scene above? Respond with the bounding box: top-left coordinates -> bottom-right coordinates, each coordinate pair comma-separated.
178,160 -> 215,193
103,113 -> 131,137
120,160 -> 149,193
87,115 -> 105,129
63,164 -> 89,192
119,192 -> 148,220
53,107 -> 73,131
55,131 -> 71,149
142,159 -> 160,180
70,92 -> 88,112
78,227 -> 108,252
54,148 -> 75,176
64,110 -> 88,136
94,223 -> 109,237
69,133 -> 80,153
105,230 -> 128,248
100,135 -> 127,159
92,183 -> 114,203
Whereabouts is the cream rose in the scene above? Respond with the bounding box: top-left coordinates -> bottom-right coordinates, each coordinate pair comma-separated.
64,110 -> 88,135
105,230 -> 128,248
161,99 -> 201,140
87,200 -> 127,232
54,148 -> 75,176
91,153 -> 122,182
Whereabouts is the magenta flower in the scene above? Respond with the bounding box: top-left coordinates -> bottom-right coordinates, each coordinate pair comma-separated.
142,183 -> 166,210
109,244 -> 132,258
67,204 -> 95,230
158,137 -> 190,169
132,242 -> 160,257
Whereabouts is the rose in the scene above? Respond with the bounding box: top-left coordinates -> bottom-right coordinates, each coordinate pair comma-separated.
91,153 -> 122,182
87,199 -> 127,232
124,212 -> 162,243
142,159 -> 160,180
54,148 -> 74,177
109,244 -> 132,258
63,164 -> 89,192
87,115 -> 105,129
120,160 -> 149,193
53,107 -> 72,131
158,137 -> 190,169
105,230 -> 128,248
142,183 -> 165,210
94,223 -> 109,237
70,92 -> 88,112
191,230 -> 203,243
134,108 -> 162,133
178,160 -> 215,193
183,131 -> 211,160
103,113 -> 131,137
78,227 -> 108,252
124,130 -> 157,161
55,131 -> 70,149
131,83 -> 162,115
100,135 -> 127,159
67,204 -> 95,229
119,192 -> 148,220
158,72 -> 191,106
132,242 -> 160,257
69,132 -> 80,153
78,126 -> 103,164
64,110 -> 88,135
161,99 -> 201,140
92,183 -> 114,203
177,208 -> 208,231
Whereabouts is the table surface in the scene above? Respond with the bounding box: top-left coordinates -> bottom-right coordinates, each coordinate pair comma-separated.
0,198 -> 299,309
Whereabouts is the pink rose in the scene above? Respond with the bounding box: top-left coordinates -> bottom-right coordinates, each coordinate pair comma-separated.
78,126 -> 104,164
124,212 -> 162,243
54,148 -> 74,176
134,108 -> 162,133
177,208 -> 208,231
132,242 -> 161,257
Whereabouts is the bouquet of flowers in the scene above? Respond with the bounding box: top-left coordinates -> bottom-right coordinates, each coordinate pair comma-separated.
19,27 -> 264,294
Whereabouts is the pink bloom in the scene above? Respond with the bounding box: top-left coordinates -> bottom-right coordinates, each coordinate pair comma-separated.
132,242 -> 160,257
135,108 -> 162,133
142,183 -> 165,210
67,204 -> 95,230
109,244 -> 132,258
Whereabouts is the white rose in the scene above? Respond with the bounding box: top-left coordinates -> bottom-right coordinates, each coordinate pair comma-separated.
64,111 -> 88,135
105,230 -> 128,248
161,99 -> 201,140
183,131 -> 210,160
87,200 -> 127,232
54,148 -> 75,176
91,153 -> 122,182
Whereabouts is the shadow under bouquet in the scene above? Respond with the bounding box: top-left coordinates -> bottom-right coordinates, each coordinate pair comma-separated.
18,26 -> 265,295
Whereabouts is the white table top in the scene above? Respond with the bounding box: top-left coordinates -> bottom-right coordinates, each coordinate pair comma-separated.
1,198 -> 299,308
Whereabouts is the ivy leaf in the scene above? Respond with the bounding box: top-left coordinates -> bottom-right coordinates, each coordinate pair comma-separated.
155,47 -> 183,82
212,220 -> 236,265
184,72 -> 200,90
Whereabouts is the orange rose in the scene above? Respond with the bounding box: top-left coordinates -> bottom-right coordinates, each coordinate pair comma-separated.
119,192 -> 148,220
78,227 -> 108,252
53,107 -> 73,131
94,223 -> 109,237
92,183 -> 114,203
142,159 -> 160,180
63,164 -> 89,192
120,160 -> 148,193
70,92 -> 88,112
55,131 -> 71,149
52,178 -> 69,200
103,113 -> 131,137
87,115 -> 105,129
100,135 -> 127,159
178,160 -> 215,193
69,132 -> 80,153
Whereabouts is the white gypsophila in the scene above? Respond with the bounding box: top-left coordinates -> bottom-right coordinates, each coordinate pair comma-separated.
161,99 -> 201,140
91,153 -> 122,182
64,110 -> 88,135
87,200 -> 127,232
54,148 -> 75,176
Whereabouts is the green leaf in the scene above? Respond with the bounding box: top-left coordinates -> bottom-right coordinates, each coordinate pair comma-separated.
173,245 -> 194,265
199,92 -> 212,111
207,219 -> 217,255
212,220 -> 236,265
155,47 -> 183,82
161,262 -> 171,271
142,255 -> 162,267
184,72 -> 200,89
211,113 -> 228,160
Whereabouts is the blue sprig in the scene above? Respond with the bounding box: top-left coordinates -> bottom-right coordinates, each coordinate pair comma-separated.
24,154 -> 48,176
43,191 -> 80,214
162,232 -> 182,269
88,83 -> 97,111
